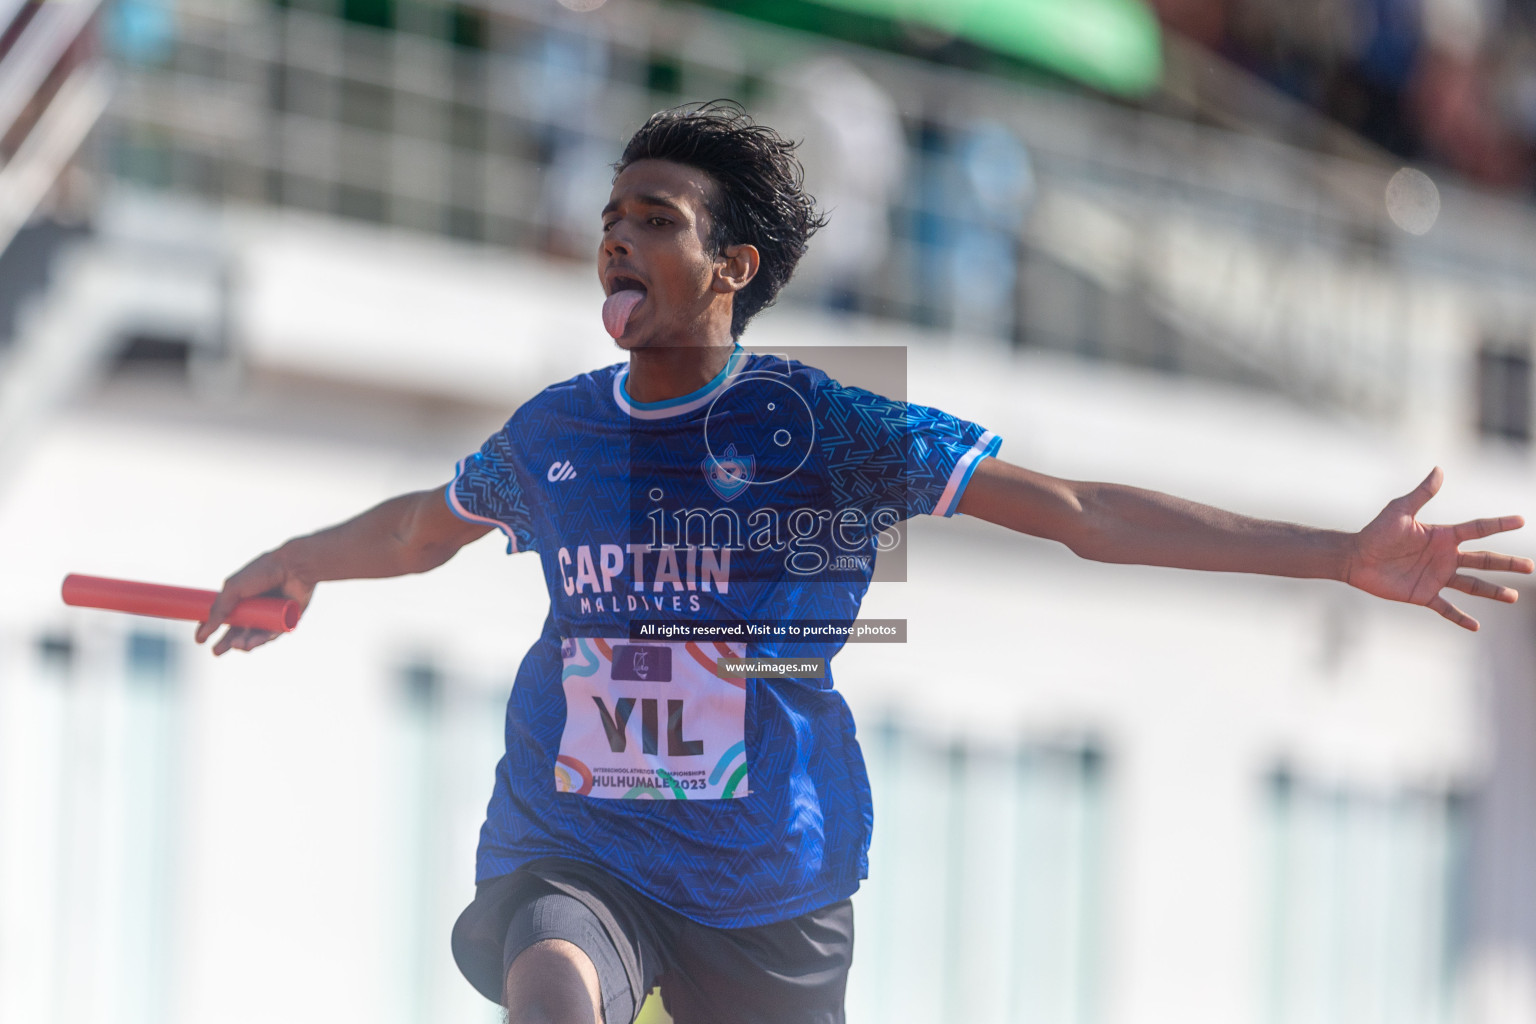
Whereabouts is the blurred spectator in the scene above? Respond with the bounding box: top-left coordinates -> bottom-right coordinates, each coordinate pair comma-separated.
1149,0 -> 1230,49
543,134 -> 623,258
950,121 -> 1034,340
908,118 -> 1033,339
1510,41 -> 1536,142
499,18 -> 614,256
506,21 -> 609,140
1157,0 -> 1536,193
1411,0 -> 1533,185
1412,48 -> 1532,186
766,56 -> 905,313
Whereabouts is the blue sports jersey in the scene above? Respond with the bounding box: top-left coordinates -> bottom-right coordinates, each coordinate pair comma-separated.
448,347 -> 1000,927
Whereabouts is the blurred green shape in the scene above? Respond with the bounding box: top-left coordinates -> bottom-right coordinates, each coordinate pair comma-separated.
809,0 -> 1163,96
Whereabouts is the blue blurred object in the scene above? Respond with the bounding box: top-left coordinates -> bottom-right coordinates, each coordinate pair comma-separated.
107,0 -> 178,66
909,120 -> 1033,337
1355,0 -> 1421,89
959,120 -> 1035,228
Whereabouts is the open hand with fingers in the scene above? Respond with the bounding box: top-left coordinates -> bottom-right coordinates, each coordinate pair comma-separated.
1344,467 -> 1533,630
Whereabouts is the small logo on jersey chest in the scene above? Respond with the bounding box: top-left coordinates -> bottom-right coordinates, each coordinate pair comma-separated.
701,444 -> 753,501
547,460 -> 578,483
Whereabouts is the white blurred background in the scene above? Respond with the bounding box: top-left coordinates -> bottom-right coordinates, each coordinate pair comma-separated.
2,0 -> 1536,1022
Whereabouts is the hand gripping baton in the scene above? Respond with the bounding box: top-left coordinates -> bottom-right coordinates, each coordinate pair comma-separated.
61,574 -> 301,633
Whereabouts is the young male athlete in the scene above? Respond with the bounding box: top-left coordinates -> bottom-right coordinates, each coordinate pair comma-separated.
196,104 -> 1532,1024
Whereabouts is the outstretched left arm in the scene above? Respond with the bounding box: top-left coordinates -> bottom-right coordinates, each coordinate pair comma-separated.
955,460 -> 1533,631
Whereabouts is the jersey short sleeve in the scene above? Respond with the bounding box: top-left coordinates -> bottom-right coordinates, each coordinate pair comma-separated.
447,427 -> 538,554
814,380 -> 1001,519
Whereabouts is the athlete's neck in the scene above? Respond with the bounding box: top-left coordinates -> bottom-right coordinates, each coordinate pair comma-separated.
625,342 -> 736,404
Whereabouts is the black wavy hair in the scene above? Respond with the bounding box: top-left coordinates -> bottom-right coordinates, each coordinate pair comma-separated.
615,101 -> 827,339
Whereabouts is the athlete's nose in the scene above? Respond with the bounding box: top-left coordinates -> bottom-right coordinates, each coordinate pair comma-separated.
602,228 -> 632,258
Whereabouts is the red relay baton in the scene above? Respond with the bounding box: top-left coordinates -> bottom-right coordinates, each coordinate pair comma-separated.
61,574 -> 301,633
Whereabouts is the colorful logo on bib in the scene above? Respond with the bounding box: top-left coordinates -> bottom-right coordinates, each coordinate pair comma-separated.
702,444 -> 754,501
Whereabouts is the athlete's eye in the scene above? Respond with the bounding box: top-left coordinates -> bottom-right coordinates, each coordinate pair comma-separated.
648,217 -> 670,227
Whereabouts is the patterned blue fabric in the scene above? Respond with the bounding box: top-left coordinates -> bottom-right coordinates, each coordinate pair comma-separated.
448,350 -> 1000,927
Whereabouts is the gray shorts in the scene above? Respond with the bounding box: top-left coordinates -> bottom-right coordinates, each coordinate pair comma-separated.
450,858 -> 853,1024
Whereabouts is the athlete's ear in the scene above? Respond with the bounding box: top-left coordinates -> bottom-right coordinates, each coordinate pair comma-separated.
713,244 -> 760,294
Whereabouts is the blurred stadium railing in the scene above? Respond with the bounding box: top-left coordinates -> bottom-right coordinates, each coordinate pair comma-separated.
0,0 -> 110,256
35,0 -> 1528,427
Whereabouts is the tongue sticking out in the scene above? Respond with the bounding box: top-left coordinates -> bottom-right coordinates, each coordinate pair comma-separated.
603,290 -> 645,339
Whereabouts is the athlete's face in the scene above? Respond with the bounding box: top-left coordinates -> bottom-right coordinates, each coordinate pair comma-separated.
599,159 -> 756,350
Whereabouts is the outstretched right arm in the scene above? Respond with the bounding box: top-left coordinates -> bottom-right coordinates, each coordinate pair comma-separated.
195,487 -> 492,655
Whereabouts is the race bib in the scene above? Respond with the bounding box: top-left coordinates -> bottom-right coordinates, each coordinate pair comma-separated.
555,637 -> 750,800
